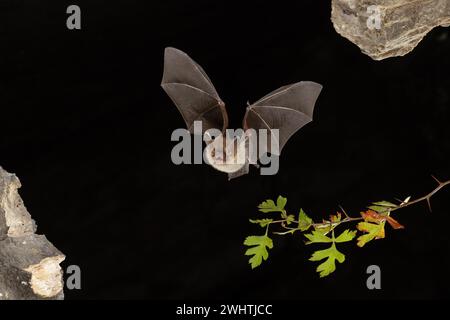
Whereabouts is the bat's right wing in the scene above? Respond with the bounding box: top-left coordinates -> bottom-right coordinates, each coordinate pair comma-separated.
243,81 -> 322,156
161,47 -> 228,134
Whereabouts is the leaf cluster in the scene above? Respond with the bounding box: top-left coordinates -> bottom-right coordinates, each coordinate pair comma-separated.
244,196 -> 407,276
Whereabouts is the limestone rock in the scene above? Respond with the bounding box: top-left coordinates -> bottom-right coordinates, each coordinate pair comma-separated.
331,0 -> 450,60
0,167 -> 65,300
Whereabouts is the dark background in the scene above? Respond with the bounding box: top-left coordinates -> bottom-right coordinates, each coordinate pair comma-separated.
1,0 -> 449,299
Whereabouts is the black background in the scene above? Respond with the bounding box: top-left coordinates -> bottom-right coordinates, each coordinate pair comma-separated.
1,0 -> 450,299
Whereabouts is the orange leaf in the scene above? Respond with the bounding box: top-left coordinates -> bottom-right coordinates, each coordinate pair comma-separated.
360,210 -> 384,223
329,212 -> 342,223
360,210 -> 404,229
385,216 -> 404,229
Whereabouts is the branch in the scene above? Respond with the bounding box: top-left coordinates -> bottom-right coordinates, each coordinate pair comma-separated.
270,176 -> 450,236
245,176 -> 450,273
391,176 -> 450,213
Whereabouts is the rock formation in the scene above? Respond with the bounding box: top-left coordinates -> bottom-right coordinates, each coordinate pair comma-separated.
0,167 -> 65,300
331,0 -> 450,60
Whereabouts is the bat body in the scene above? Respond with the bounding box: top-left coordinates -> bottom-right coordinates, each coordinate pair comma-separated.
161,47 -> 322,179
203,135 -> 247,174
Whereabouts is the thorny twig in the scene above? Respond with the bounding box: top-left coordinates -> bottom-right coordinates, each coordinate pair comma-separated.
390,176 -> 450,213
271,176 -> 450,235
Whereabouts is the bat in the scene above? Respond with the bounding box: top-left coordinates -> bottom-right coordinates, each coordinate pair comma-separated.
161,47 -> 322,179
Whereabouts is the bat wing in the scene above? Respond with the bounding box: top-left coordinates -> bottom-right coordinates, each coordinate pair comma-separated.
243,81 -> 322,155
161,47 -> 228,134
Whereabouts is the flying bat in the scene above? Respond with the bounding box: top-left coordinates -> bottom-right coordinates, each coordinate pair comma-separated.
161,47 -> 322,179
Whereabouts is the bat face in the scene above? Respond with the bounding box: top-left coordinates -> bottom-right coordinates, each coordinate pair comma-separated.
204,135 -> 247,174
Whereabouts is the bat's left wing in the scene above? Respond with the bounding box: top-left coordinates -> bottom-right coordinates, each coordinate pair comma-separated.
161,47 -> 228,135
243,81 -> 322,156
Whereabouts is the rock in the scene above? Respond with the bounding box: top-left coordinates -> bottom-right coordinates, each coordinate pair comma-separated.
331,0 -> 450,60
0,167 -> 65,300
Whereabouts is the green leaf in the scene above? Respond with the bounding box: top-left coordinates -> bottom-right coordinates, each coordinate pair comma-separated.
258,199 -> 278,213
314,224 -> 332,235
368,200 -> 397,213
372,201 -> 397,208
334,229 -> 357,243
258,196 -> 287,213
309,243 -> 346,277
372,201 -> 397,207
304,231 -> 332,244
258,196 -> 287,214
276,196 -> 287,210
249,218 -> 273,227
356,221 -> 386,247
244,235 -> 274,269
285,214 -> 295,225
298,209 -> 313,231
368,205 -> 390,213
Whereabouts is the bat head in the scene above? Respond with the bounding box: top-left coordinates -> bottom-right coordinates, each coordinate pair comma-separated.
205,134 -> 248,174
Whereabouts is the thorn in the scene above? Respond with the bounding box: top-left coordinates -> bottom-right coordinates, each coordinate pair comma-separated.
338,205 -> 350,218
426,197 -> 433,213
246,100 -> 251,106
431,175 -> 442,185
